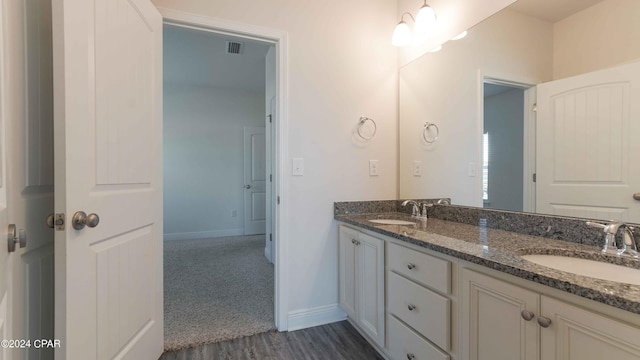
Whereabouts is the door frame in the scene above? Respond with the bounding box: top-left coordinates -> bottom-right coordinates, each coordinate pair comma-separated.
158,8 -> 289,331
477,70 -> 537,212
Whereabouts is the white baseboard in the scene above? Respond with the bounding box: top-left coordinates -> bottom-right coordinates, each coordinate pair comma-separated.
264,245 -> 273,263
287,304 -> 347,332
163,228 -> 244,241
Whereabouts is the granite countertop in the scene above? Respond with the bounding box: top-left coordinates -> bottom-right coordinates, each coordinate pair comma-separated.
336,212 -> 640,315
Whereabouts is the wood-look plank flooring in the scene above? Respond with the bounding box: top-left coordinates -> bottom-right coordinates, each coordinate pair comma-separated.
158,321 -> 383,360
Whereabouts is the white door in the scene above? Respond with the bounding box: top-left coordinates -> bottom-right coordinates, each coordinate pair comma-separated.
0,3 -> 12,357
357,233 -> 385,347
536,61 -> 640,222
52,0 -> 164,359
6,0 -> 56,358
243,127 -> 266,235
338,226 -> 358,320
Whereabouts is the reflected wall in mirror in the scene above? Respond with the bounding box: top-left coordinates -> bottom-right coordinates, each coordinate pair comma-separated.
399,0 -> 640,223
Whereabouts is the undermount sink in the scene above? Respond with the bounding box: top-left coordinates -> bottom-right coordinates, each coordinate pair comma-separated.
368,219 -> 416,226
521,254 -> 640,285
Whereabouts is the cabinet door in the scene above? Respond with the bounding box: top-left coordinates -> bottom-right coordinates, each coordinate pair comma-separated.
339,226 -> 358,320
358,233 -> 385,346
541,296 -> 640,360
462,269 -> 539,360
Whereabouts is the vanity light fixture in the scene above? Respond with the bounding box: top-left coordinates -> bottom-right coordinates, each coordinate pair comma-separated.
392,1 -> 438,47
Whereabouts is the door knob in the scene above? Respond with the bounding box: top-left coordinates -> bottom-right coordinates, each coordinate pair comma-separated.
72,211 -> 100,230
634,193 -> 640,201
244,185 -> 251,189
7,224 -> 26,252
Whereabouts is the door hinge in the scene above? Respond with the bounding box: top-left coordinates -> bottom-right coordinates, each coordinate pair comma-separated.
269,233 -> 272,242
277,196 -> 280,205
532,173 -> 537,183
270,174 -> 272,182
532,103 -> 537,112
268,114 -> 272,123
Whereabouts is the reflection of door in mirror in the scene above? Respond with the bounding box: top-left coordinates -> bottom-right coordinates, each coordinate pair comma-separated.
536,60 -> 640,222
482,82 -> 526,212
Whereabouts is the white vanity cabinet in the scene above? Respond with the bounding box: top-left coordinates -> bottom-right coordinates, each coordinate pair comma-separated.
387,242 -> 453,360
338,225 -> 385,347
462,268 -> 640,360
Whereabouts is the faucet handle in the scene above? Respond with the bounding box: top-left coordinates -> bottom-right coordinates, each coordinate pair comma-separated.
421,203 -> 433,217
618,228 -> 639,258
586,221 -> 607,230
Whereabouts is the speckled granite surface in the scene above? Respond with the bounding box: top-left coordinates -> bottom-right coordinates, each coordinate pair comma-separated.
335,211 -> 640,315
335,200 -> 640,245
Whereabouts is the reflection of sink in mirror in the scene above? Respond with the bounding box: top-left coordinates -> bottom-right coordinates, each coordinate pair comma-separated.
521,254 -> 640,285
369,219 -> 415,226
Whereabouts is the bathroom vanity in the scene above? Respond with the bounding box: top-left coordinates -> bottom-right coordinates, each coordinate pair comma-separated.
335,203 -> 640,360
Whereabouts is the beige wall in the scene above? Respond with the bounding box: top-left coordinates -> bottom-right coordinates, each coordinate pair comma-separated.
554,0 -> 640,79
152,0 -> 398,324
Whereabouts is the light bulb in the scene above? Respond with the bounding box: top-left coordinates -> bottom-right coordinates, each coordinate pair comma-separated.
452,31 -> 468,40
415,5 -> 437,34
392,21 -> 412,47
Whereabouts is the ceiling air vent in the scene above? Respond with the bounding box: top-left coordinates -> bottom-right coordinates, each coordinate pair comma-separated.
226,41 -> 243,55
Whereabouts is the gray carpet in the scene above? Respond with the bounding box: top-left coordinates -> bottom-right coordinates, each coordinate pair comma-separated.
164,235 -> 275,351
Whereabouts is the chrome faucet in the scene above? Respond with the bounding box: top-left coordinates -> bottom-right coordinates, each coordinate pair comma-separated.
401,200 -> 421,217
401,200 -> 432,218
587,221 -> 638,257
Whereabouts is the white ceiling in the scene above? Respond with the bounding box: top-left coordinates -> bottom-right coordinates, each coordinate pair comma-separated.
508,0 -> 604,23
163,25 -> 272,91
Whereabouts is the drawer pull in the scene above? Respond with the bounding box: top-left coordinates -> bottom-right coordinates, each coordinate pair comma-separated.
537,316 -> 552,328
520,310 -> 534,321
406,354 -> 416,360
407,263 -> 416,270
407,304 -> 416,311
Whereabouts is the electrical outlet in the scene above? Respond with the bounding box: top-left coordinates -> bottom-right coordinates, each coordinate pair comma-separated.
369,160 -> 379,176
413,161 -> 422,176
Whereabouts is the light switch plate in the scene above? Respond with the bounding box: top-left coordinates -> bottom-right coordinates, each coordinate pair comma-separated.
413,161 -> 422,176
292,158 -> 304,176
369,160 -> 379,176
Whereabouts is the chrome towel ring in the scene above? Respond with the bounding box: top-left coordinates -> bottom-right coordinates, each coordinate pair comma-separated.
357,116 -> 377,141
423,122 -> 439,143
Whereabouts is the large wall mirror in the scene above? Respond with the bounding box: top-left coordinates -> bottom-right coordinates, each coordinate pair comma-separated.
399,0 -> 640,222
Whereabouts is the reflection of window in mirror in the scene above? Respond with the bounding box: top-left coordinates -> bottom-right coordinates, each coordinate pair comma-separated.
482,132 -> 489,204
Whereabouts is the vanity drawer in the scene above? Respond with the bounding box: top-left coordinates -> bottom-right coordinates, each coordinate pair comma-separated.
388,315 -> 449,360
388,242 -> 450,294
388,271 -> 450,351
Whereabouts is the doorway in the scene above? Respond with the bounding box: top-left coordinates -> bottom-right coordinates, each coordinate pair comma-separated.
161,23 -> 279,351
481,79 -> 535,212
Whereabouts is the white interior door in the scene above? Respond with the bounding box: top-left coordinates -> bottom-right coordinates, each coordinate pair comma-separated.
244,127 -> 266,235
6,0 -> 56,358
536,60 -> 640,222
52,0 -> 164,359
0,3 -> 12,357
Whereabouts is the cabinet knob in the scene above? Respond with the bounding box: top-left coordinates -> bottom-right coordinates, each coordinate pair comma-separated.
351,239 -> 356,244
520,309 -> 535,321
406,354 -> 416,360
407,263 -> 416,270
407,304 -> 416,311
537,316 -> 552,328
